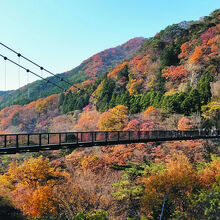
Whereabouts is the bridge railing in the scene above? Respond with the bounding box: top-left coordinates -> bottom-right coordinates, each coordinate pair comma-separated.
0,130 -> 219,151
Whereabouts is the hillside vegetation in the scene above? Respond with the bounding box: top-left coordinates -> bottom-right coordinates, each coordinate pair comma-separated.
0,9 -> 219,220
0,37 -> 145,110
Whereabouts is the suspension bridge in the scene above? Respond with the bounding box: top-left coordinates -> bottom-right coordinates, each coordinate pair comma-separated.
0,130 -> 219,154
0,44 -> 219,155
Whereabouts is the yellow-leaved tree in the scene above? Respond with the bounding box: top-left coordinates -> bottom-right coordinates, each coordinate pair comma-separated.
98,105 -> 128,131
202,101 -> 220,119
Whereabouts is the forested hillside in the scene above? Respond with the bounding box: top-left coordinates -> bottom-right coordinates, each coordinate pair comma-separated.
0,37 -> 145,110
0,9 -> 219,220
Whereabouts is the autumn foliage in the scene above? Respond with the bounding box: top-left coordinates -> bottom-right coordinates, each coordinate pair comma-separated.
98,105 -> 128,131
108,62 -> 128,79
0,9 -> 219,220
177,117 -> 193,131
75,108 -> 101,131
81,38 -> 144,77
35,94 -> 59,113
162,65 -> 189,82
0,156 -> 66,218
142,154 -> 220,218
178,42 -> 191,59
143,154 -> 196,201
189,46 -> 203,63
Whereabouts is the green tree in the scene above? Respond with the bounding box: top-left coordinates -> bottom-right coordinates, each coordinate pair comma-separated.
58,92 -> 65,108
189,184 -> 220,220
160,43 -> 180,67
162,93 -> 186,114
129,95 -> 141,114
113,162 -> 145,219
116,91 -> 130,107
96,78 -> 116,112
117,64 -> 129,80
181,89 -> 201,115
74,210 -> 108,220
140,92 -> 151,111
198,73 -> 212,105
109,93 -> 116,109
153,92 -> 163,108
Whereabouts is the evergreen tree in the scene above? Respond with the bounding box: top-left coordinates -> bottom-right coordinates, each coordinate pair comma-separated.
198,73 -> 212,105
160,43 -> 180,67
109,93 -> 117,109
181,89 -> 201,115
140,92 -> 151,111
96,78 -> 116,112
129,95 -> 141,114
58,93 -> 65,108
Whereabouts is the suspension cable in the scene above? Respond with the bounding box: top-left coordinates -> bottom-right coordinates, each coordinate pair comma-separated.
0,54 -> 64,91
4,58 -> 6,91
0,42 -> 72,86
27,65 -> 30,98
0,42 -> 123,116
18,56 -> 20,88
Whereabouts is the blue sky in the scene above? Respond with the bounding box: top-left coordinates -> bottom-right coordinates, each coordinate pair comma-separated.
0,0 -> 219,90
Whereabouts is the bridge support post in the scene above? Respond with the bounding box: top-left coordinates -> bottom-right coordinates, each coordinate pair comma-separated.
27,134 -> 30,146
16,135 -> 19,149
105,132 -> 108,142
47,134 -> 50,144
39,134 -> 41,147
4,135 -> 7,148
65,133 -> 67,143
59,133 -> 61,145
138,131 -> 141,141
76,132 -> 78,144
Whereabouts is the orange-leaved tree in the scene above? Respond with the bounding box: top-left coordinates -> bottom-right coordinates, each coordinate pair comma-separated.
144,106 -> 156,116
108,61 -> 128,79
178,42 -> 191,59
75,109 -> 101,131
0,156 -> 67,218
142,154 -> 198,218
162,65 -> 189,82
197,154 -> 220,189
177,117 -> 193,131
189,46 -> 203,63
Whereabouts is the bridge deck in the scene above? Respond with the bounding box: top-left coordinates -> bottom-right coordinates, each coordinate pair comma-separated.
0,130 -> 219,154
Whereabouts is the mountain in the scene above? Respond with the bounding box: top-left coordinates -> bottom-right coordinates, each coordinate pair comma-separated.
60,9 -> 220,123
0,9 -> 219,220
78,37 -> 146,77
0,90 -> 12,97
0,9 -> 219,133
0,90 -> 12,102
0,37 -> 145,109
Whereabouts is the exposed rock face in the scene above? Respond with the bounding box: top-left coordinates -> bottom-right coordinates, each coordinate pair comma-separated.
211,79 -> 220,98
